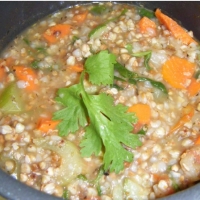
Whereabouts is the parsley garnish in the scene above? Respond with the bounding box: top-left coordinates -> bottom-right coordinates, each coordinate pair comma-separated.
53,50 -> 141,173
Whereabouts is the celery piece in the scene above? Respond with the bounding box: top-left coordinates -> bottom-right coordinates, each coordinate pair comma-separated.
0,82 -> 24,114
89,24 -> 107,39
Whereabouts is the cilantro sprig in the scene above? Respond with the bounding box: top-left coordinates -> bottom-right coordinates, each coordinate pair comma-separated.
53,50 -> 141,173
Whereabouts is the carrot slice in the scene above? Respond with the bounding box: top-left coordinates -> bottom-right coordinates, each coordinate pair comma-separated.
0,66 -> 6,81
13,66 -> 38,91
37,117 -> 60,133
155,9 -> 197,45
169,104 -> 194,134
73,11 -> 88,23
43,24 -> 71,44
68,64 -> 84,73
195,136 -> 200,145
128,103 -> 151,124
187,77 -> 200,97
138,16 -> 156,36
162,56 -> 196,89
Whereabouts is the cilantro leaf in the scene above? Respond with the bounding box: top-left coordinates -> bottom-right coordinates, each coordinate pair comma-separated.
85,50 -> 116,85
80,89 -> 140,173
53,51 -> 142,173
53,84 -> 88,136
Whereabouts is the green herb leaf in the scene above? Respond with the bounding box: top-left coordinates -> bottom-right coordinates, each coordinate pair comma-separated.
85,50 -> 116,85
54,52 -> 142,173
194,70 -> 200,79
77,174 -> 87,181
53,83 -> 88,136
31,60 -> 40,69
62,190 -> 69,199
23,38 -> 30,45
90,4 -> 108,15
72,35 -> 79,44
114,62 -> 168,94
138,8 -> 155,18
132,51 -> 152,71
80,90 -> 140,173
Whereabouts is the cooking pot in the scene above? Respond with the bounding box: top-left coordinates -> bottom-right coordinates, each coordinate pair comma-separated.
0,1 -> 199,200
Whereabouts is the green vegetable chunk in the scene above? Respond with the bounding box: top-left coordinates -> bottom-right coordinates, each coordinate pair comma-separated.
0,82 -> 24,113
88,24 -> 108,40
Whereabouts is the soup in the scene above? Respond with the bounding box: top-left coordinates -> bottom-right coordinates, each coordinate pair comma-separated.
0,2 -> 199,200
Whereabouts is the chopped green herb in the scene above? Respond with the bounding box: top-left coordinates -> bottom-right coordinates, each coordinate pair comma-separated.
72,35 -> 79,44
171,178 -> 180,192
136,125 -> 147,135
132,51 -> 152,71
90,4 -> 108,15
31,60 -> 40,69
92,166 -> 104,185
35,47 -> 46,54
194,70 -> 200,79
53,51 -> 141,173
62,189 -> 69,199
23,38 -> 30,45
77,174 -> 87,181
138,7 -> 155,18
114,62 -> 168,94
97,184 -> 102,196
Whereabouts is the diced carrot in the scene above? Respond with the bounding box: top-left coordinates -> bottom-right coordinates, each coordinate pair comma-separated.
68,64 -> 84,72
162,56 -> 196,89
73,11 -> 88,23
0,66 -> 6,81
43,24 -> 71,44
195,136 -> 200,145
128,103 -> 151,124
37,117 -> 60,133
138,16 -> 157,36
187,77 -> 200,97
169,104 -> 194,134
13,66 -> 38,91
155,9 -> 197,45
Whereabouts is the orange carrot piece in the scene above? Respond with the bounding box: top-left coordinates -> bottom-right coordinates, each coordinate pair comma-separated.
187,77 -> 200,97
169,104 -> 194,134
138,16 -> 156,36
0,66 -> 6,81
162,56 -> 196,89
73,11 -> 88,23
195,136 -> 200,145
128,103 -> 151,124
43,24 -> 71,43
13,66 -> 38,91
155,9 -> 197,45
68,64 -> 84,73
37,117 -> 60,133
